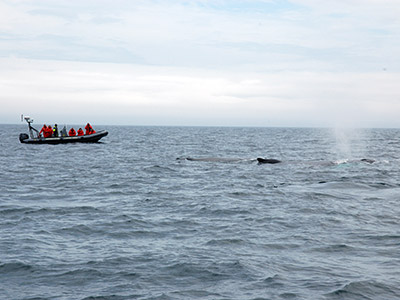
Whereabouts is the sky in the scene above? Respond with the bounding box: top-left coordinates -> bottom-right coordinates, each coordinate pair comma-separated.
1,0 -> 400,127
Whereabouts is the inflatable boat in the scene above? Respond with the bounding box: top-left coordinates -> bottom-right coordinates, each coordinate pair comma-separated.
19,116 -> 108,144
19,130 -> 108,144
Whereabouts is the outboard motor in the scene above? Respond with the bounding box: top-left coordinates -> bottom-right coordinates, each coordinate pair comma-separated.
19,133 -> 29,142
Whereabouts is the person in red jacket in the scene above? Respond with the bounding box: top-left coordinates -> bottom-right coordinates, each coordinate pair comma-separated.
85,123 -> 93,135
39,124 -> 47,137
77,128 -> 84,136
47,125 -> 52,137
43,125 -> 53,138
69,128 -> 76,137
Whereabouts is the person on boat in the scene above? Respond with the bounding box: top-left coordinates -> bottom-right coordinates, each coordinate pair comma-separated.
77,128 -> 84,136
85,123 -> 93,135
53,124 -> 59,137
43,125 -> 53,138
60,126 -> 67,137
89,128 -> 96,135
39,124 -> 47,137
69,128 -> 76,137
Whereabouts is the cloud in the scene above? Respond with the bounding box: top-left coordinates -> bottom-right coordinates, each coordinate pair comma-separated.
1,0 -> 400,127
1,57 -> 399,127
2,0 -> 398,70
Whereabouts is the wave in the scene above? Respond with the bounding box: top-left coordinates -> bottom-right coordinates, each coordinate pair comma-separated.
0,205 -> 101,217
325,280 -> 400,299
310,243 -> 356,253
81,295 -> 139,300
0,261 -> 34,274
205,238 -> 247,246
161,259 -> 252,283
56,268 -> 105,279
143,164 -> 177,173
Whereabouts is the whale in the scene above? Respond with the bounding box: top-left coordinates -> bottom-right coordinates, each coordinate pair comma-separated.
178,157 -> 252,163
256,158 -> 282,164
179,156 -> 376,165
257,157 -> 376,165
360,158 -> 375,164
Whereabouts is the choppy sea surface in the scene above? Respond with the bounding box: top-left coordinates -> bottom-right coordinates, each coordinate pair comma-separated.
1,124 -> 400,300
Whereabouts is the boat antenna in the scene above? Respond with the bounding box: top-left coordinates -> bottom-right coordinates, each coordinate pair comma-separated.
23,115 -> 39,139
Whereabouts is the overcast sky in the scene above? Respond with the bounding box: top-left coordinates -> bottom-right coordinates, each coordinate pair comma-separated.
1,0 -> 400,127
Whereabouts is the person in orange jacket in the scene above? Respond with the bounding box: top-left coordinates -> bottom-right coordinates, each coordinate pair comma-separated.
85,123 -> 93,135
47,125 -> 53,137
42,125 -> 52,138
89,128 -> 96,135
77,128 -> 84,136
69,128 -> 76,137
39,124 -> 47,137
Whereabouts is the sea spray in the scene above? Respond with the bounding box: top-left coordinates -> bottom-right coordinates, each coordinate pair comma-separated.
332,127 -> 368,160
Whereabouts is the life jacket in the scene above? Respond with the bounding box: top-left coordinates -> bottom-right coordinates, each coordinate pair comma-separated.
53,125 -> 58,137
43,126 -> 52,138
85,123 -> 93,135
69,128 -> 76,136
39,125 -> 47,136
77,128 -> 84,136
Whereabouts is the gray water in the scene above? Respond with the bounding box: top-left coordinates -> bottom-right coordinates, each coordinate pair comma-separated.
1,124 -> 400,300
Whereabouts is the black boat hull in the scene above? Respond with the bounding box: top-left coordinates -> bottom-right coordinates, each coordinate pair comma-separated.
19,130 -> 108,144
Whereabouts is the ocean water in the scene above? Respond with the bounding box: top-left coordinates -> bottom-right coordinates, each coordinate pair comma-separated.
1,124 -> 400,300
